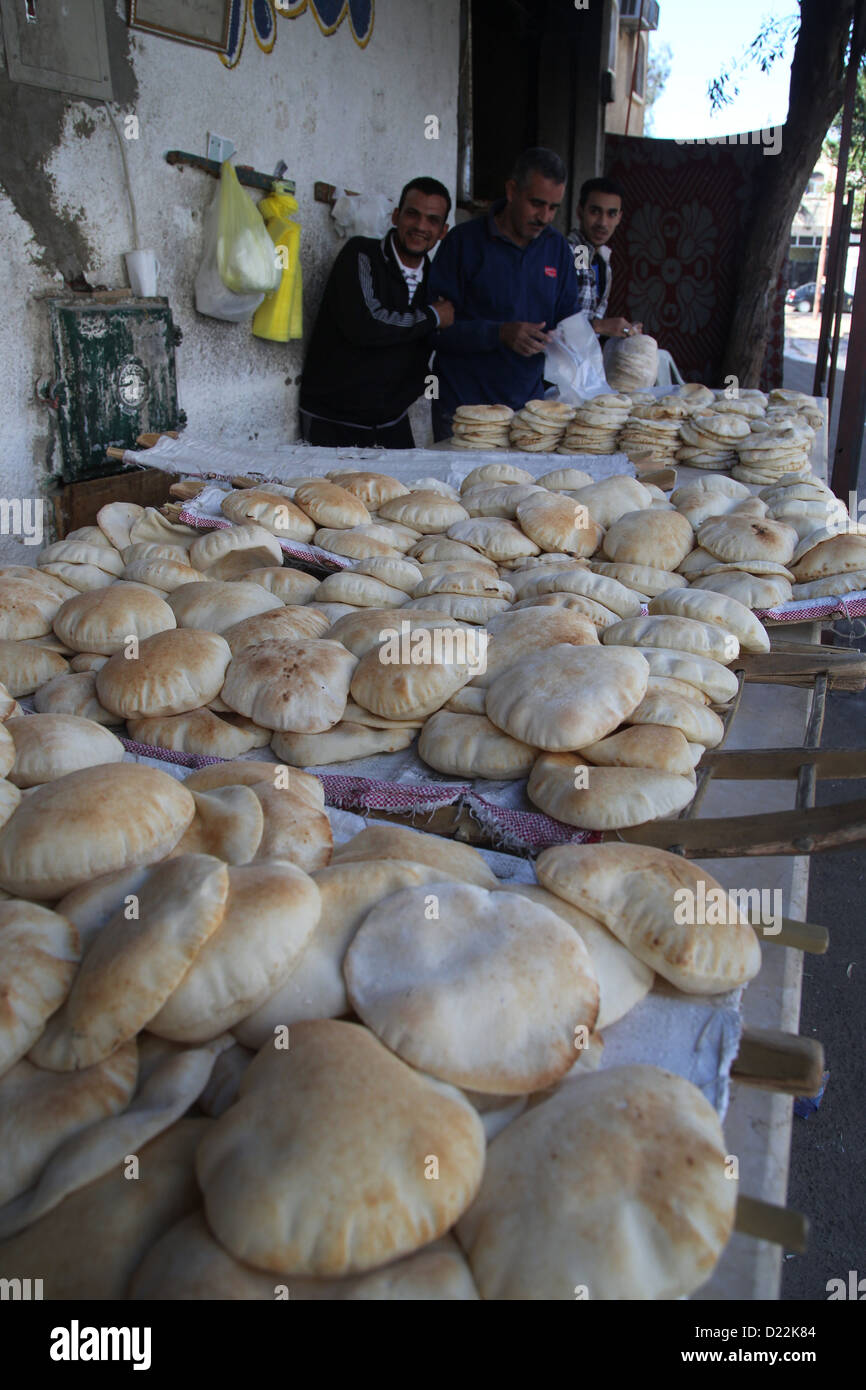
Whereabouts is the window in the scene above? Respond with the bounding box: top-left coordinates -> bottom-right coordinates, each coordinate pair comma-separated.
633,34 -> 647,101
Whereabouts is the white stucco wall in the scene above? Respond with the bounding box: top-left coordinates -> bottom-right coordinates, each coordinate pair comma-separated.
0,0 -> 460,559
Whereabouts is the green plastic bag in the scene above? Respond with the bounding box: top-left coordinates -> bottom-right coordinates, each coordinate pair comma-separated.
216,161 -> 281,296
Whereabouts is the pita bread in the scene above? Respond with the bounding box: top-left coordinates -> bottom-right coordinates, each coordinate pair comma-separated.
648,587 -> 770,653
602,614 -> 739,664
459,461 -> 531,487
122,556 -> 206,592
626,690 -> 725,747
350,632 -> 475,721
486,644 -> 649,750
128,509 -> 196,550
635,647 -> 739,703
0,764 -> 196,900
528,752 -> 696,829
602,509 -> 693,569
313,528 -> 400,559
579,722 -> 695,776
196,1020 -> 486,1276
792,569 -> 866,600
326,470 -> 410,507
401,593 -> 509,624
690,571 -> 793,608
95,502 -> 144,551
182,763 -> 324,807
409,537 -> 488,564
234,861 -> 449,1046
241,567 -> 321,604
0,1043 -> 138,1207
127,708 -> 263,759
697,515 -> 797,565
470,608 -> 599,690
345,883 -> 597,1093
96,629 -> 232,718
0,901 -> 79,1076
248,781 -> 333,874
446,517 -> 540,562
6,714 -> 124,787
39,538 -> 124,577
0,1117 -> 208,1298
499,883 -> 652,1029
169,580 -> 283,633
292,480 -> 371,529
32,670 -> 121,725
148,861 -> 320,1043
791,532 -> 866,584
220,639 -> 356,732
456,1064 -> 735,1299
0,639 -> 68,696
221,606 -> 330,655
376,492 -> 469,534
515,492 -> 605,556
221,488 -> 316,540
590,561 -> 686,596
30,855 -> 229,1071
537,842 -> 762,993
52,582 -> 176,655
460,483 -> 543,519
331,824 -> 499,889
511,565 -> 642,618
418,710 -> 535,779
351,556 -> 421,593
269,721 -> 414,765
569,477 -> 653,530
188,524 -> 284,580
313,571 -> 408,609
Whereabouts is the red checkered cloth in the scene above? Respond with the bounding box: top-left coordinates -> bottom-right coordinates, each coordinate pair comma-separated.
119,737 -> 602,852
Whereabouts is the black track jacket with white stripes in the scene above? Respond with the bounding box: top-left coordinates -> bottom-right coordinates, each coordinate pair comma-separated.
299,232 -> 439,427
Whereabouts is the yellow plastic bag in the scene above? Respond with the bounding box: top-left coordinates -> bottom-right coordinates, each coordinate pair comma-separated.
252,191 -> 303,342
216,161 -> 281,296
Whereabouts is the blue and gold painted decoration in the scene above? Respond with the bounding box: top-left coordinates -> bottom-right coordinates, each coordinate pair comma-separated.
221,0 -> 373,66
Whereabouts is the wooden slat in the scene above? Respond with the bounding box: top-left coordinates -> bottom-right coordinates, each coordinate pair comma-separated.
762,918 -> 829,954
734,1196 -> 808,1253
731,1027 -> 825,1095
615,796 -> 866,856
736,648 -> 866,691
701,746 -> 866,779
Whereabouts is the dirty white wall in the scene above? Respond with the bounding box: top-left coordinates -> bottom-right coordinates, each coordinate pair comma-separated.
0,0 -> 460,559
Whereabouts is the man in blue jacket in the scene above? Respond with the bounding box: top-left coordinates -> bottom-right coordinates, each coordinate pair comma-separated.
428,148 -> 581,440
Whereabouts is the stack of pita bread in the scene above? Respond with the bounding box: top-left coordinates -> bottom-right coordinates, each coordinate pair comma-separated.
602,332 -> 659,392
677,410 -> 752,470
508,399 -> 576,451
733,416 -> 815,485
619,400 -> 688,465
556,393 -> 631,454
449,404 -> 514,450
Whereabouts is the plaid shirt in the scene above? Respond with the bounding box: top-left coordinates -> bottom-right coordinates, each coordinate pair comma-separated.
567,228 -> 612,321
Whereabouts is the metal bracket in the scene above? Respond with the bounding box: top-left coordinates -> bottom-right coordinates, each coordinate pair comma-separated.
165,150 -> 295,195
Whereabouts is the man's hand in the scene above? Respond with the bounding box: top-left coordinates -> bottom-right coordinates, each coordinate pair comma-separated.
432,298 -> 454,329
593,317 -> 641,339
500,321 -> 551,357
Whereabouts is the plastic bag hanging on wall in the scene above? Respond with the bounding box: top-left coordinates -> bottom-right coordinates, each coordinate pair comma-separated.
216,161 -> 281,295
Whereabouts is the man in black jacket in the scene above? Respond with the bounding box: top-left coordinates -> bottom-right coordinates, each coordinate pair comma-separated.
299,178 -> 453,448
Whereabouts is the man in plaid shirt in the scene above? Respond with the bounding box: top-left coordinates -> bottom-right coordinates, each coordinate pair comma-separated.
567,177 -> 642,341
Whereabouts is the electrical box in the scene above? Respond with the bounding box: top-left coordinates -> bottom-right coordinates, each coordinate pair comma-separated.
47,297 -> 185,482
0,0 -> 114,100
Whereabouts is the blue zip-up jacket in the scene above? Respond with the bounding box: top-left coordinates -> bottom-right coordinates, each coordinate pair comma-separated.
428,200 -> 580,415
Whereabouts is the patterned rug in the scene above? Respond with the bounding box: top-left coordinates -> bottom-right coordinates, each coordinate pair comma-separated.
604,133 -> 786,391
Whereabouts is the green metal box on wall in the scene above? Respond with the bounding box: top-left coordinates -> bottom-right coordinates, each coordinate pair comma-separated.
47,297 -> 186,481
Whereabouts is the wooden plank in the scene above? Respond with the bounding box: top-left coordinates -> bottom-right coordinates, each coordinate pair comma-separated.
734,1196 -> 808,1253
51,468 -> 181,538
765,918 -> 829,955
701,746 -> 866,779
732,1027 -> 825,1096
616,796 -> 866,856
736,648 -> 866,691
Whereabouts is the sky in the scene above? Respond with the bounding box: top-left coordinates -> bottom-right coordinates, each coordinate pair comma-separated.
647,0 -> 798,140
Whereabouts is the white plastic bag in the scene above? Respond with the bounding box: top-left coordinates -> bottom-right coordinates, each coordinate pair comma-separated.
331,190 -> 394,239
195,189 -> 265,322
543,312 -> 610,404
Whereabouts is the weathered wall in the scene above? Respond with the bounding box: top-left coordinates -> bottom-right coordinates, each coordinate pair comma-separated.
0,0 -> 459,559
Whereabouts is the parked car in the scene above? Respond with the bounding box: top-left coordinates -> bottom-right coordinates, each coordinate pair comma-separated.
786,281 -> 854,313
